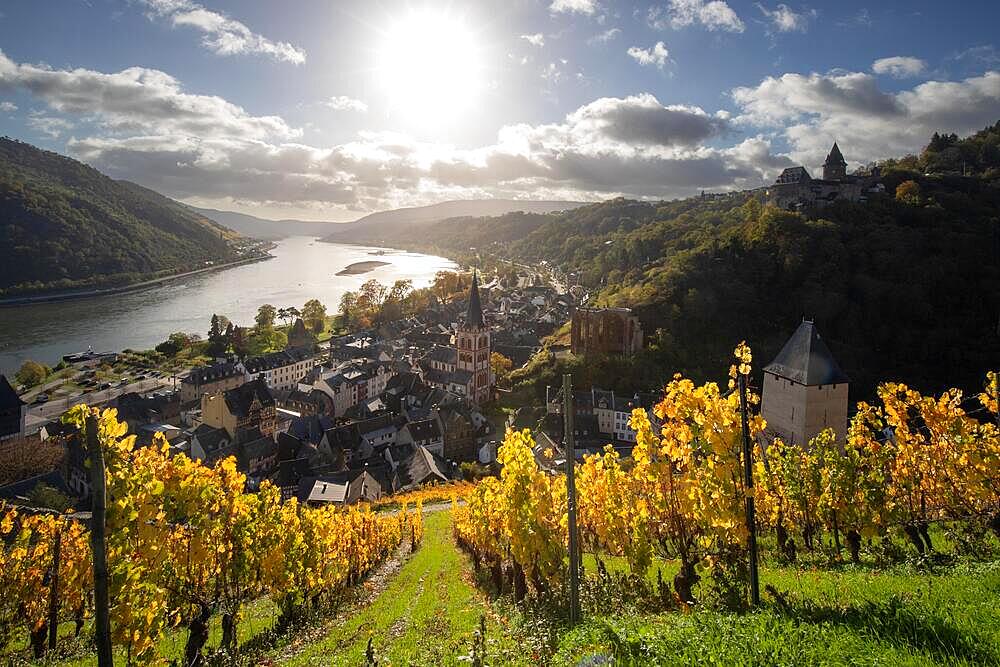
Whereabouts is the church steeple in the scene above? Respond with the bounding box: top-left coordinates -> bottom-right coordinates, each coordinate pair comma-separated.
465,270 -> 484,329
823,142 -> 848,181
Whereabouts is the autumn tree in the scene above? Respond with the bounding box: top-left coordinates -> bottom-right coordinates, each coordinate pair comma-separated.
302,299 -> 327,334
895,179 -> 922,204
339,291 -> 358,330
255,304 -> 277,331
490,352 -> 513,386
15,360 -> 49,388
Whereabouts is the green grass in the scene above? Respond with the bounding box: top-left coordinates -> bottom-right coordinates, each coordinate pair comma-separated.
551,560 -> 1000,666
274,511 -> 531,666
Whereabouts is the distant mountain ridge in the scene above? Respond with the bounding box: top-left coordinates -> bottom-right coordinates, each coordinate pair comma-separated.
189,206 -> 345,240
0,138 -> 239,296
321,199 -> 585,245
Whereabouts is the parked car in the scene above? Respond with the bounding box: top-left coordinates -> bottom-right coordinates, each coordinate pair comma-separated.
34,393 -> 49,403
118,378 -> 129,386
99,382 -> 112,390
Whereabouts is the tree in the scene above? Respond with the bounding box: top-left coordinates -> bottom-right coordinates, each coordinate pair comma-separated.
255,304 -> 277,331
895,179 -> 922,205
207,314 -> 227,357
302,299 -> 327,334
278,307 -> 301,328
231,326 -> 249,359
339,291 -> 358,330
490,352 -> 513,386
15,360 -> 49,388
155,332 -> 193,357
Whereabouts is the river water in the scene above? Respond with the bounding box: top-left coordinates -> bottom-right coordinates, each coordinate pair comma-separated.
0,237 -> 456,375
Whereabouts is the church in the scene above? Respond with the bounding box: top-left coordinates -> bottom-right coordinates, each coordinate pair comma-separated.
417,271 -> 494,406
765,143 -> 881,210
455,271 -> 493,405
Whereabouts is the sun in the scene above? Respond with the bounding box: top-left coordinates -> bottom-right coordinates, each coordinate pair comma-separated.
377,9 -> 484,128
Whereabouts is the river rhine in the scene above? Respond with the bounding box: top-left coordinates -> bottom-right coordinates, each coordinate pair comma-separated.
0,237 -> 456,375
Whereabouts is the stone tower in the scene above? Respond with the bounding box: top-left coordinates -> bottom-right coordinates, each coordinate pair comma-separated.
760,320 -> 850,447
822,142 -> 848,181
455,271 -> 492,405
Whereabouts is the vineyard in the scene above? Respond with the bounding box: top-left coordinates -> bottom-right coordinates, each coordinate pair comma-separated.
1,350 -> 999,665
0,406 -> 424,665
369,480 -> 477,511
455,346 -> 1000,614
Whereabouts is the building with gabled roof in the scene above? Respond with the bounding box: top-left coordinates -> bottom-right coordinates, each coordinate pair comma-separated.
201,377 -> 276,443
180,360 -> 247,406
761,320 -> 850,447
0,374 -> 27,441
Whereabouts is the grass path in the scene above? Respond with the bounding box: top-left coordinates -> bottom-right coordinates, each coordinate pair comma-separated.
273,510 -> 530,666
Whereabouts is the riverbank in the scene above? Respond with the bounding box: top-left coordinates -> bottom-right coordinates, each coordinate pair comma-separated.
0,238 -> 456,375
0,254 -> 273,307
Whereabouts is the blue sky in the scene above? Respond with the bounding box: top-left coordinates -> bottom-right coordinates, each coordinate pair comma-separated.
0,0 -> 998,220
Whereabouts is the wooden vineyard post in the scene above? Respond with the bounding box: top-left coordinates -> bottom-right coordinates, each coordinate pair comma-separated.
86,414 -> 114,666
562,374 -> 581,625
739,372 -> 761,607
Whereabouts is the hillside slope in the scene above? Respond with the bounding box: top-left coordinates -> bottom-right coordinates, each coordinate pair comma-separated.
190,206 -> 345,240
321,199 -> 584,245
0,138 -> 239,295
428,126 -> 1000,398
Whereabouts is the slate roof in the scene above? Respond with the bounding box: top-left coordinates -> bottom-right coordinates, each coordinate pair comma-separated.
192,424 -> 230,453
223,378 -> 274,418
465,270 -> 485,329
393,445 -> 452,491
183,361 -> 243,385
776,166 -> 812,184
405,418 -> 442,442
244,347 -> 314,374
825,142 -> 847,166
764,320 -> 850,386
425,345 -> 457,365
0,374 -> 25,410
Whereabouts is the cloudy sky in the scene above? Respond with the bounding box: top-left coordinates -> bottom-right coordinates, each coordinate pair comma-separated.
0,0 -> 998,221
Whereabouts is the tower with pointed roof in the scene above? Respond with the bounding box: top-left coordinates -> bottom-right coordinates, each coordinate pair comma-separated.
823,142 -> 848,181
760,320 -> 850,447
455,271 -> 493,405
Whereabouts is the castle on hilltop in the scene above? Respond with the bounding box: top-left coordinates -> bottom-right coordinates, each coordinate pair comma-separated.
765,143 -> 883,210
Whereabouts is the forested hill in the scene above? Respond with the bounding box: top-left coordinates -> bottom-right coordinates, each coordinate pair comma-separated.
321,199 -> 583,245
412,124 -> 1000,398
0,138 -> 239,296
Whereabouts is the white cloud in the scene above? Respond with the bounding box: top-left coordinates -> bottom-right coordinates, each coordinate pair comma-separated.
1,50 -> 793,214
628,42 -> 670,69
520,33 -> 545,47
872,56 -> 926,78
326,96 -> 368,112
26,112 -> 73,138
0,49 -> 298,141
550,0 -> 597,16
733,68 -> 1000,170
756,3 -> 816,32
588,28 -> 621,44
0,101 -> 15,112
140,0 -> 306,64
648,0 -> 745,33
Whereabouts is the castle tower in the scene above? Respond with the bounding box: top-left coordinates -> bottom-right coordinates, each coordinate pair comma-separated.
822,142 -> 848,181
760,320 -> 850,447
455,271 -> 493,405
